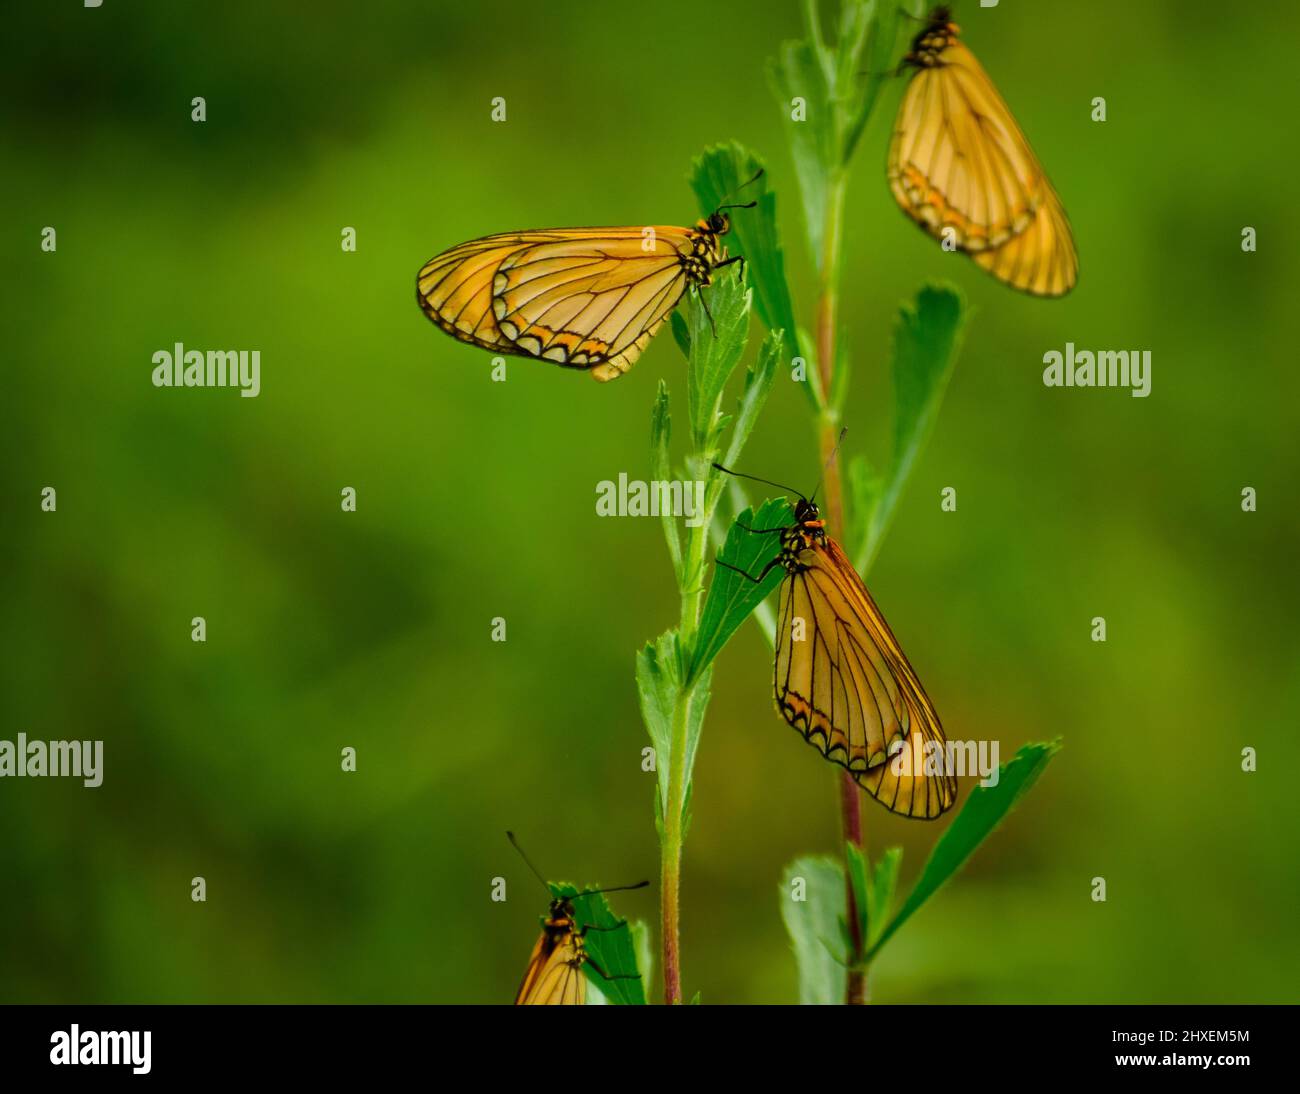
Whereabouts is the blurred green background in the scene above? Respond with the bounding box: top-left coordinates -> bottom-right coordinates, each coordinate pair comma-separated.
2,0 -> 1297,1004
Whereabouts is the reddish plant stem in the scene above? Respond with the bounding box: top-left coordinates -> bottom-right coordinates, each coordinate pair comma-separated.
815,169 -> 867,1005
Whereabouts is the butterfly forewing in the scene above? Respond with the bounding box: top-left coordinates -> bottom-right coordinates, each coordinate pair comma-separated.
418,224 -> 717,380
888,16 -> 1077,296
514,927 -> 587,1006
776,533 -> 956,819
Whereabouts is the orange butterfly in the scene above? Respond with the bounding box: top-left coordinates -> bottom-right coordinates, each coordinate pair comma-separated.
889,5 -> 1078,296
416,186 -> 758,381
508,833 -> 648,1005
713,465 -> 957,819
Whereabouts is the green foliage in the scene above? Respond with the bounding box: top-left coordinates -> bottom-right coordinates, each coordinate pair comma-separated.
783,743 -> 1060,993
650,381 -> 683,583
686,497 -> 792,684
550,883 -> 646,1006
636,630 -> 683,819
855,283 -> 968,573
690,143 -> 799,344
779,856 -> 847,1004
766,0 -> 918,265
868,741 -> 1062,960
636,630 -> 715,837
681,269 -> 751,455
766,37 -> 835,263
723,329 -> 784,470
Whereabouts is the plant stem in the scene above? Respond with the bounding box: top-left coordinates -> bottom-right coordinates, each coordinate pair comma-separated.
660,685 -> 692,1005
660,482 -> 714,1005
814,166 -> 868,1005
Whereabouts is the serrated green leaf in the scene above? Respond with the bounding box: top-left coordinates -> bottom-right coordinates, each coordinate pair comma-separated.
550,882 -> 647,1005
689,143 -> 799,345
844,450 -> 883,568
686,497 -> 791,684
682,268 -> 751,454
723,328 -> 783,470
857,283 -> 967,574
868,741 -> 1061,961
650,381 -> 683,583
767,38 -> 835,263
780,855 -> 848,1005
671,309 -> 691,360
794,325 -> 826,412
636,630 -> 712,832
864,846 -> 902,950
635,631 -> 680,816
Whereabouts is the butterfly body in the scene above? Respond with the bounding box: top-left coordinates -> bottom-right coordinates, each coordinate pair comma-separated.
888,6 -> 1077,295
417,211 -> 738,381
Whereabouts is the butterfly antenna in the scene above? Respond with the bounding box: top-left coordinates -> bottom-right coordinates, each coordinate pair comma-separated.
712,461 -> 805,500
715,168 -> 765,213
506,831 -> 553,897
576,880 -> 650,898
808,428 -> 848,505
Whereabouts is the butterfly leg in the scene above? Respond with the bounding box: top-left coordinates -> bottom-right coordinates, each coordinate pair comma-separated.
716,554 -> 784,585
696,285 -> 718,339
583,954 -> 643,984
715,253 -> 747,283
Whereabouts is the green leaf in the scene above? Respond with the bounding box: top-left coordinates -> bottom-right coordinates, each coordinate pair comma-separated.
826,841 -> 903,969
670,310 -> 691,359
868,741 -> 1061,961
780,855 -> 848,1005
857,283 -> 968,574
686,496 -> 791,684
844,450 -> 883,568
650,381 -> 683,583
629,918 -> 654,999
767,38 -> 835,264
682,268 -> 751,454
844,840 -> 870,957
550,882 -> 646,1006
864,846 -> 902,950
794,325 -> 826,412
636,631 -> 712,827
635,631 -> 680,816
723,328 -> 783,471
689,143 -> 799,346
841,0 -> 916,164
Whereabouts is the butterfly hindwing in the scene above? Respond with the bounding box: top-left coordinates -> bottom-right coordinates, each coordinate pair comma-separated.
515,927 -> 587,1006
775,533 -> 956,819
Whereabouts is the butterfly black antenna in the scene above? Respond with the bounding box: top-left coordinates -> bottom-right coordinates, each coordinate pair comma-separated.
714,168 -> 765,213
712,461 -> 806,501
506,831 -> 553,897
808,428 -> 848,505
576,880 -> 650,898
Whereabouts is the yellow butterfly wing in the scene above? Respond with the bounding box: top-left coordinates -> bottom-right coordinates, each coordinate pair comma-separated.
888,23 -> 1077,296
514,928 -> 587,1005
417,227 -> 697,381
775,536 -> 957,819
